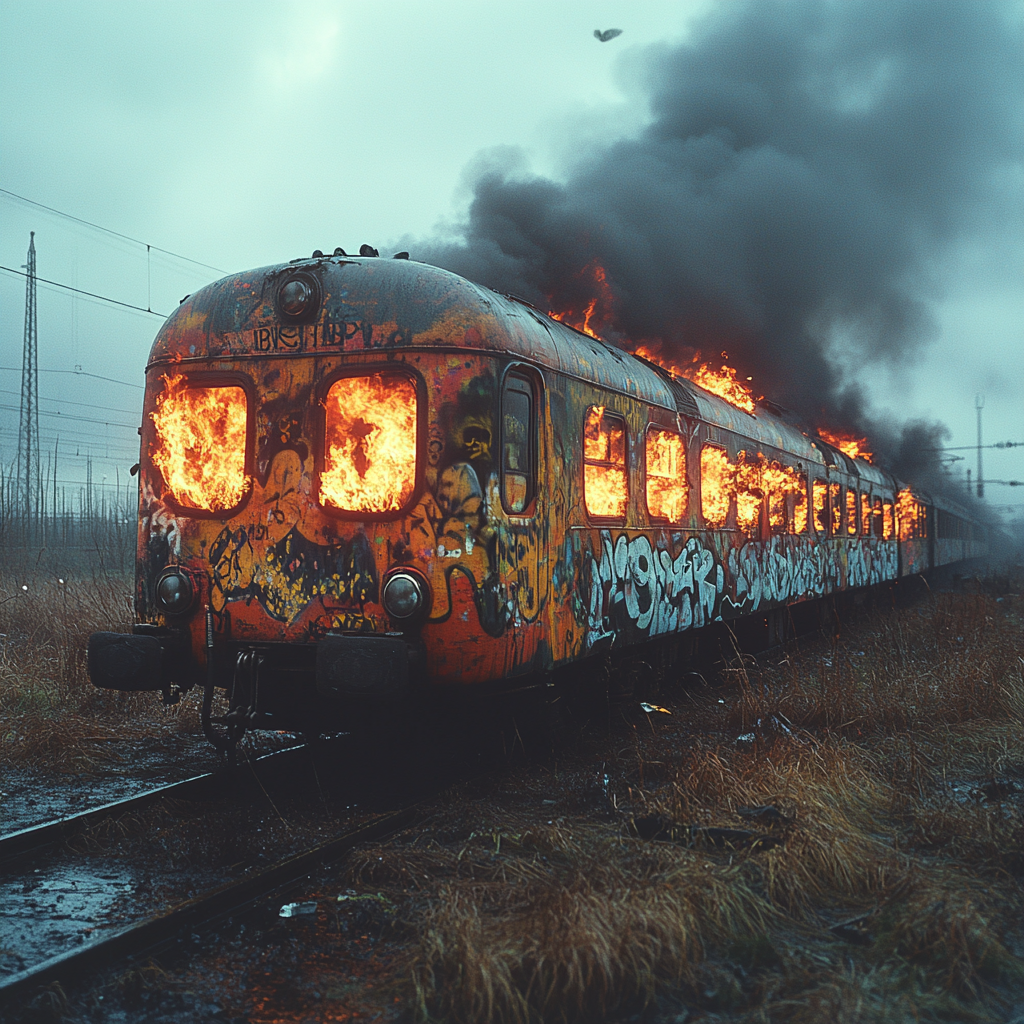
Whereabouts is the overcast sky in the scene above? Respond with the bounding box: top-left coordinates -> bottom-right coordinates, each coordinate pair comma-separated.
1,1 -> 1021,523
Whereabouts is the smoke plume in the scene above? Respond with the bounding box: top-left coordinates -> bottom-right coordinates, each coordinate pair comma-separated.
416,0 -> 1023,486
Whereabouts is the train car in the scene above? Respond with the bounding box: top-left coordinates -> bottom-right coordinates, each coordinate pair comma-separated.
87,253 -> 991,753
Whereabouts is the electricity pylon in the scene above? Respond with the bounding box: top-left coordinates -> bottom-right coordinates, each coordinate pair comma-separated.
16,231 -> 39,531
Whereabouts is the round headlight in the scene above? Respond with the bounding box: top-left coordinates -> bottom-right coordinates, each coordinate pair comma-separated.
156,569 -> 195,615
277,273 -> 320,320
381,569 -> 429,622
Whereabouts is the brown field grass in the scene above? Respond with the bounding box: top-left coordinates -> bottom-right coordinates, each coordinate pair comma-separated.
343,575 -> 1024,1023
0,566 -> 201,770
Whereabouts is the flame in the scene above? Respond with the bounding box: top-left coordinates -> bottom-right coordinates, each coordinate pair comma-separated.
882,500 -> 894,540
700,447 -> 732,528
584,405 -> 628,518
896,487 -> 926,540
322,374 -> 417,513
633,345 -> 758,415
699,445 -> 807,534
150,374 -> 248,511
792,474 -> 808,533
813,479 -> 829,532
818,429 -> 873,463
830,483 -> 842,534
646,428 -> 687,521
688,360 -> 757,414
548,261 -> 613,340
845,488 -> 858,535
861,492 -> 872,535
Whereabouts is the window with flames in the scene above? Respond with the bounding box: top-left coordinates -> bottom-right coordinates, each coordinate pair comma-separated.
584,406 -> 628,519
645,427 -> 687,523
149,374 -> 249,513
321,373 -> 418,514
699,445 -> 807,535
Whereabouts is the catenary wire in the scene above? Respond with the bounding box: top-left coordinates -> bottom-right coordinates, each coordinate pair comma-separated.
0,366 -> 144,389
0,188 -> 227,274
0,265 -> 167,317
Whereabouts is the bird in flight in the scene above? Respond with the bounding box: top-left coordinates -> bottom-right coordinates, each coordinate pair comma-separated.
594,28 -> 623,42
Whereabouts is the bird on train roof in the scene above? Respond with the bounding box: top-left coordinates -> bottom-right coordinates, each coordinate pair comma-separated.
594,28 -> 623,42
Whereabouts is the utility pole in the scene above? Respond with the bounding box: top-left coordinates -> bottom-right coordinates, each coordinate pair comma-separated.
975,395 -> 984,499
16,232 -> 39,537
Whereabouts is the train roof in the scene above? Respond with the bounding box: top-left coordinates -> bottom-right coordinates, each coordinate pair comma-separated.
152,255 -> 889,485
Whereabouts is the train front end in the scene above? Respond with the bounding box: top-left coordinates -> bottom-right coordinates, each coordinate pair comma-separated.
87,254 -> 510,752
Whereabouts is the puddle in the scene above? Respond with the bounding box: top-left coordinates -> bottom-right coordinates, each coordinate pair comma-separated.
0,859 -> 143,977
0,732 -> 301,834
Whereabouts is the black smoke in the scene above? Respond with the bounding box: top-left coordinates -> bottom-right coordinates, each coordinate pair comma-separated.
415,0 -> 1023,488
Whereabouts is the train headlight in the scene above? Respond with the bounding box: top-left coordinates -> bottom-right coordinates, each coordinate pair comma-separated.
381,568 -> 430,624
155,568 -> 196,616
277,273 -> 320,321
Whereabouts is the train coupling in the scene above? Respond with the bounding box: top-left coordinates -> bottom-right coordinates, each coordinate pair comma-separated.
87,624 -> 192,705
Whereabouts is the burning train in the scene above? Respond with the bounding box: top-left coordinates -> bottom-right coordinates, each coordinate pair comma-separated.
87,252 -> 991,754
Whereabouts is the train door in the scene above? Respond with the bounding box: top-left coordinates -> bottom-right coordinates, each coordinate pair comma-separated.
498,368 -> 549,672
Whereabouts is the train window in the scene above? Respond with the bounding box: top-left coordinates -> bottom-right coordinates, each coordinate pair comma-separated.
502,375 -> 535,514
830,483 -> 842,535
701,445 -> 731,528
645,427 -> 687,522
883,499 -> 894,540
845,489 -> 858,535
897,488 -> 928,540
872,496 -> 883,536
813,480 -> 829,533
322,372 -> 417,514
150,374 -> 248,513
861,492 -> 872,535
789,473 -> 808,534
735,452 -> 765,536
584,406 -> 628,519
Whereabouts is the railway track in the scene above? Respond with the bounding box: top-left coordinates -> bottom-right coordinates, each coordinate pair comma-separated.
0,742 -> 308,864
0,804 -> 418,1003
0,738 -> 434,1006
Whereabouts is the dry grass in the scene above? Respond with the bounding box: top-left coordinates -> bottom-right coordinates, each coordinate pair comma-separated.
338,574 -> 1024,1023
0,565 -> 200,770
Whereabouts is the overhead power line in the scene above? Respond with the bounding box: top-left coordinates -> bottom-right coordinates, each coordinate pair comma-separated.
0,264 -> 167,317
0,366 -> 144,389
0,388 -> 140,417
927,441 -> 1023,451
0,402 -> 137,430
0,188 -> 227,274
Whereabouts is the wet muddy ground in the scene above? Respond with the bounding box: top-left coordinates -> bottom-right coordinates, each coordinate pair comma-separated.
3,573 -> 1024,1023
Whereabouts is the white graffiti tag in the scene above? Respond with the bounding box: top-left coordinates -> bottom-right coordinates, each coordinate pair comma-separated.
727,536 -> 898,613
586,532 -> 725,650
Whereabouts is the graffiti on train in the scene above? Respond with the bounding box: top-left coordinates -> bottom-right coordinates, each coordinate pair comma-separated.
585,532 -> 725,651
727,536 -> 898,613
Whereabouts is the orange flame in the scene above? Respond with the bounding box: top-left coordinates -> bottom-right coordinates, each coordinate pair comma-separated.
699,445 -> 807,534
633,345 -> 758,414
150,374 -> 248,511
688,360 -> 757,414
818,429 -> 873,463
646,428 -> 687,521
700,447 -> 732,528
830,483 -> 842,535
584,405 -> 628,518
813,479 -> 829,532
548,261 -> 613,340
845,488 -> 858,535
882,500 -> 894,540
896,487 -> 927,540
322,374 -> 417,513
